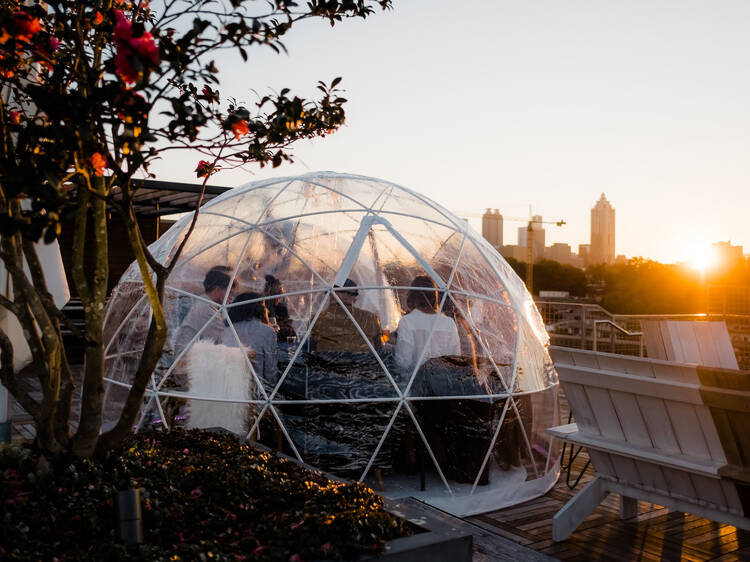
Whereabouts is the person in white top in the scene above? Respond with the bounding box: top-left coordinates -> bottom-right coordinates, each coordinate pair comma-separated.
394,275 -> 460,375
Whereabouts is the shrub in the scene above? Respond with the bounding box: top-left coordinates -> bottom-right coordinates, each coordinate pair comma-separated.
0,429 -> 412,561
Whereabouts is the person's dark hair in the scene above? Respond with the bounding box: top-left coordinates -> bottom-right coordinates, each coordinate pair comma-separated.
228,292 -> 266,324
406,275 -> 438,313
264,274 -> 282,295
204,266 -> 232,294
441,292 -> 456,317
335,277 -> 359,297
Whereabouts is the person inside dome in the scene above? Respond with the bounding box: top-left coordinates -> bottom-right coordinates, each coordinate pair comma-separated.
223,292 -> 278,385
166,265 -> 237,424
309,278 -> 381,352
263,274 -> 296,341
394,275 -> 460,375
173,265 -> 236,354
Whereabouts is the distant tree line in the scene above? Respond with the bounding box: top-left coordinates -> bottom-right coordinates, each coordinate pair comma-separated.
586,259 -> 704,314
507,257 -> 720,315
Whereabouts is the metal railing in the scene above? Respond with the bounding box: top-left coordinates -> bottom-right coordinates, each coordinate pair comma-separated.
535,299 -> 750,367
592,319 -> 643,356
535,301 -> 644,357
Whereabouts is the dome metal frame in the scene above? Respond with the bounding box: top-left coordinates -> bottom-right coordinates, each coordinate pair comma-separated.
103,172 -> 560,515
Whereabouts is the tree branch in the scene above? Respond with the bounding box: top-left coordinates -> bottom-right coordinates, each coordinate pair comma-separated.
71,181 -> 92,304
0,327 -> 41,421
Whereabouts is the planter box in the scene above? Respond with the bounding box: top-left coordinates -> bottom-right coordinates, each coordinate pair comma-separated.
205,430 -> 473,562
358,497 -> 473,562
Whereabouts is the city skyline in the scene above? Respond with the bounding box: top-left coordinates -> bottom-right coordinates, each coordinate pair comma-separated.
148,1 -> 750,264
487,194 -> 605,268
483,194 -> 744,270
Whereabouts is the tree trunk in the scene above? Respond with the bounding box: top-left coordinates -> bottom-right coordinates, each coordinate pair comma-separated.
97,203 -> 167,451
71,181 -> 109,457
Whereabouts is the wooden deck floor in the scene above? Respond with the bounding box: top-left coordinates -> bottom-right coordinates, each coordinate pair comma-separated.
467,450 -> 750,561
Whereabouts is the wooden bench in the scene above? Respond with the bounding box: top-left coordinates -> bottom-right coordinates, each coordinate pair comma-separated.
548,346 -> 750,541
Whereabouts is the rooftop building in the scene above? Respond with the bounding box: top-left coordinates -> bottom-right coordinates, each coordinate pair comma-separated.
481,208 -> 503,248
518,215 -> 546,261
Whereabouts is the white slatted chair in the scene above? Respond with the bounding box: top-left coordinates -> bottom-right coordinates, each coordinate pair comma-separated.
548,347 -> 750,541
642,319 -> 738,369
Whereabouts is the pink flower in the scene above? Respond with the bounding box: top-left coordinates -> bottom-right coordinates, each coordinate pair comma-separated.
34,35 -> 59,60
8,110 -> 20,124
195,160 -> 218,178
113,10 -> 159,84
202,85 -> 219,104
113,10 -> 132,41
288,555 -> 302,562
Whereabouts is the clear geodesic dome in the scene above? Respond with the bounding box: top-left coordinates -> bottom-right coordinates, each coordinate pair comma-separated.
103,172 -> 561,516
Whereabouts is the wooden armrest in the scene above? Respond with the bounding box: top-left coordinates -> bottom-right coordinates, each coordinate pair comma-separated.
548,422 -> 578,438
549,424 -> 725,478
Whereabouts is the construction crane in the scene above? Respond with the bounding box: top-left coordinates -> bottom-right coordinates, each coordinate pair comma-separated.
462,208 -> 566,294
501,213 -> 566,295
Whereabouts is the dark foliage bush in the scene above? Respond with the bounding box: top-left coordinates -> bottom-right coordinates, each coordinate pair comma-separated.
0,429 -> 412,561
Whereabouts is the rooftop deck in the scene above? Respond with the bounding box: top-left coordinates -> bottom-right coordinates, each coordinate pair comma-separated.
466,393 -> 750,562
468,448 -> 750,561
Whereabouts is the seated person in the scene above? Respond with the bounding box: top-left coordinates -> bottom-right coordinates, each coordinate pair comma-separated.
309,278 -> 381,352
395,276 -> 460,375
165,266 -> 237,424
441,294 -> 481,378
222,292 -> 278,385
174,265 -> 236,353
263,274 -> 296,341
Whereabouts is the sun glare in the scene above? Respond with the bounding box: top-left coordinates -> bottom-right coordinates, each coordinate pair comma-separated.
688,243 -> 717,273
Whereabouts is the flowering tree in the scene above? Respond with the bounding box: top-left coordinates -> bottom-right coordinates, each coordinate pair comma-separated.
0,0 -> 391,457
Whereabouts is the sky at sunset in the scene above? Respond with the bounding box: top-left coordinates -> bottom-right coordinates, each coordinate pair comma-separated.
151,0 -> 750,264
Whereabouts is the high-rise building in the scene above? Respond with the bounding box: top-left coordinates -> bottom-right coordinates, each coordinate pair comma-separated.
499,244 -> 528,262
712,241 -> 744,274
545,243 -> 584,268
546,242 -> 572,263
518,215 -> 546,261
481,208 -> 503,248
578,244 -> 591,267
590,194 -> 615,265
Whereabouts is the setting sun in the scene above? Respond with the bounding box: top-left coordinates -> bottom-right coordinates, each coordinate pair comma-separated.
687,243 -> 717,273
